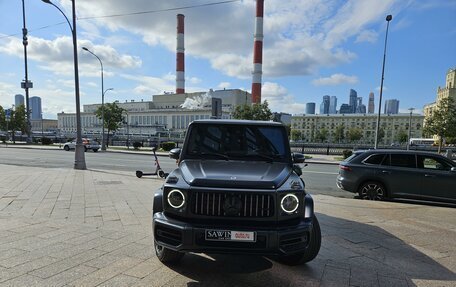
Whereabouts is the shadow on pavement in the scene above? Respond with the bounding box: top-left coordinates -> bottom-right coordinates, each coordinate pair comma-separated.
164,213 -> 455,287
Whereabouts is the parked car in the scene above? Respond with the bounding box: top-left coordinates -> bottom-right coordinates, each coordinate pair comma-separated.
152,119 -> 321,265
336,150 -> 456,203
63,138 -> 100,152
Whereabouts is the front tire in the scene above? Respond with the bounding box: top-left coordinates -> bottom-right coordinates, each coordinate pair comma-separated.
278,215 -> 321,265
358,181 -> 386,200
154,242 -> 184,264
64,145 -> 70,151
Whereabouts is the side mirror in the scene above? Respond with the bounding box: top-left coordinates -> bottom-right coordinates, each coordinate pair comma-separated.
169,148 -> 181,160
292,152 -> 305,164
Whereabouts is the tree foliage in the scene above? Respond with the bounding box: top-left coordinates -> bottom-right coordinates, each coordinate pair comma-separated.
333,125 -> 345,143
347,127 -> 363,142
315,128 -> 329,142
95,102 -> 125,147
232,101 -> 272,121
291,129 -> 302,141
395,129 -> 408,144
423,97 -> 456,151
0,105 -> 26,142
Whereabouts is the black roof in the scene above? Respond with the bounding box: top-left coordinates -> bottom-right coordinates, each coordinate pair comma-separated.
190,119 -> 284,126
355,149 -> 446,157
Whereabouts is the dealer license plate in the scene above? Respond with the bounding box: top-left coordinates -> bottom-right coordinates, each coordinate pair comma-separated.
205,230 -> 256,242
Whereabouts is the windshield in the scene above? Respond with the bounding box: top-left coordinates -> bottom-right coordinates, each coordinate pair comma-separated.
184,124 -> 290,162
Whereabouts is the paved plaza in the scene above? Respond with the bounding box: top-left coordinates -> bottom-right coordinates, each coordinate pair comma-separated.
0,163 -> 455,286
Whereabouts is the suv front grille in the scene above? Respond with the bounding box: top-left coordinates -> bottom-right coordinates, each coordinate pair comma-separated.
192,191 -> 274,218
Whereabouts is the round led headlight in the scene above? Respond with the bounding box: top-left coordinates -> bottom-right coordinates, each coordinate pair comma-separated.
281,194 -> 299,213
167,189 -> 185,209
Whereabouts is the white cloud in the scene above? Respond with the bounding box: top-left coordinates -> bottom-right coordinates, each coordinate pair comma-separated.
355,30 -> 378,43
217,82 -> 231,89
262,82 -> 306,114
69,0 -> 407,79
312,74 -> 359,86
0,36 -> 142,78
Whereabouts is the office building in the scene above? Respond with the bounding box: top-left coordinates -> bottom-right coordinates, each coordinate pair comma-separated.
30,96 -> 42,120
329,96 -> 337,114
384,99 -> 399,114
368,92 -> 375,113
320,95 -> 330,114
356,97 -> 366,114
305,103 -> 316,114
349,89 -> 358,113
15,94 -> 24,108
339,104 -> 352,114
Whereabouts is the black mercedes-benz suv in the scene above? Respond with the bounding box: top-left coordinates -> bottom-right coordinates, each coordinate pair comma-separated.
152,119 -> 321,265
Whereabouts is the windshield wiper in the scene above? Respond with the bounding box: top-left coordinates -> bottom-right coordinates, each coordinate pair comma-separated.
199,152 -> 230,161
246,153 -> 279,163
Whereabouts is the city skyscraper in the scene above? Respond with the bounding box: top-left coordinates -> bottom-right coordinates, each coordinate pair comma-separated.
384,99 -> 399,114
30,96 -> 42,120
368,92 -> 375,113
15,94 -> 24,108
320,95 -> 330,114
329,96 -> 337,114
305,102 -> 316,114
349,89 -> 358,113
356,97 -> 366,113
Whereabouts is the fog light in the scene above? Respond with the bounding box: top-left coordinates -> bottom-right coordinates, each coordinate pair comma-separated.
167,189 -> 185,209
281,194 -> 299,213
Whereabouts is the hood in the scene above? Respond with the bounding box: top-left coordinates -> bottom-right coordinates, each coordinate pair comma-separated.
180,160 -> 291,189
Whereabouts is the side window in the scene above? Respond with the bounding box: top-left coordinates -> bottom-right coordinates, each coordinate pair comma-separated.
390,154 -> 416,168
364,154 -> 386,165
417,155 -> 452,171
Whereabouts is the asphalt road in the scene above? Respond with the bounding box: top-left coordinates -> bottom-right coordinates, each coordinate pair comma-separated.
0,147 -> 352,198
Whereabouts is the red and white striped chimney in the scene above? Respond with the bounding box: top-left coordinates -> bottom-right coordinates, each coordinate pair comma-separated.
251,0 -> 264,104
176,14 -> 185,94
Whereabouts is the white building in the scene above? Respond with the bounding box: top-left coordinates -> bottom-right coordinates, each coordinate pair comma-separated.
57,89 -> 251,137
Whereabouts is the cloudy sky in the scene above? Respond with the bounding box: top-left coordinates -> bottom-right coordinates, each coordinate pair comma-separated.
0,0 -> 455,119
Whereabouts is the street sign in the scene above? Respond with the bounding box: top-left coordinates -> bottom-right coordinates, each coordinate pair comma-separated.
5,109 -> 11,121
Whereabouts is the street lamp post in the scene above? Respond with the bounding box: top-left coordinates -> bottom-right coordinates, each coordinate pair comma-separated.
101,87 -> 113,148
374,14 -> 393,149
21,0 -> 33,143
82,47 -> 108,151
406,107 -> 415,150
42,0 -> 86,169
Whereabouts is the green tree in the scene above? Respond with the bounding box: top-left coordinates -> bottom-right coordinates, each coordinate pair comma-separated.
333,125 -> 345,143
95,102 -> 125,148
291,129 -> 302,141
3,105 -> 27,143
423,97 -> 456,152
232,101 -> 272,121
347,127 -> 363,142
395,129 -> 408,144
315,128 -> 329,142
0,106 -> 5,131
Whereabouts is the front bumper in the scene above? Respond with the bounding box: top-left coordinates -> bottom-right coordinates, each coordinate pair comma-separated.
153,212 -> 313,256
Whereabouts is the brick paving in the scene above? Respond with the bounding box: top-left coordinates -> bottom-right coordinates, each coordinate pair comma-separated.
0,163 -> 455,286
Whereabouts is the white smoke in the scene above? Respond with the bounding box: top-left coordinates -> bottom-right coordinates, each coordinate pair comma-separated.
180,92 -> 212,110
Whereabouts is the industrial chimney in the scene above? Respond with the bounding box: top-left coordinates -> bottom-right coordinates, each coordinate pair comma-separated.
251,0 -> 264,104
176,14 -> 185,94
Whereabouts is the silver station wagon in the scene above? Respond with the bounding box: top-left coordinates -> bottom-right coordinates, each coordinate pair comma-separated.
336,150 -> 456,203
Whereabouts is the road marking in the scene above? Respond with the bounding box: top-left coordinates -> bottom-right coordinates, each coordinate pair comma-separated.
302,170 -> 339,175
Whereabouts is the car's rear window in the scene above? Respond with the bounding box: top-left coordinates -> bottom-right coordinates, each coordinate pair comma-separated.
344,152 -> 363,163
363,154 -> 386,165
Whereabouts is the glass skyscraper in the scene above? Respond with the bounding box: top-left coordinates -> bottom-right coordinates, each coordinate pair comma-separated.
30,96 -> 42,120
